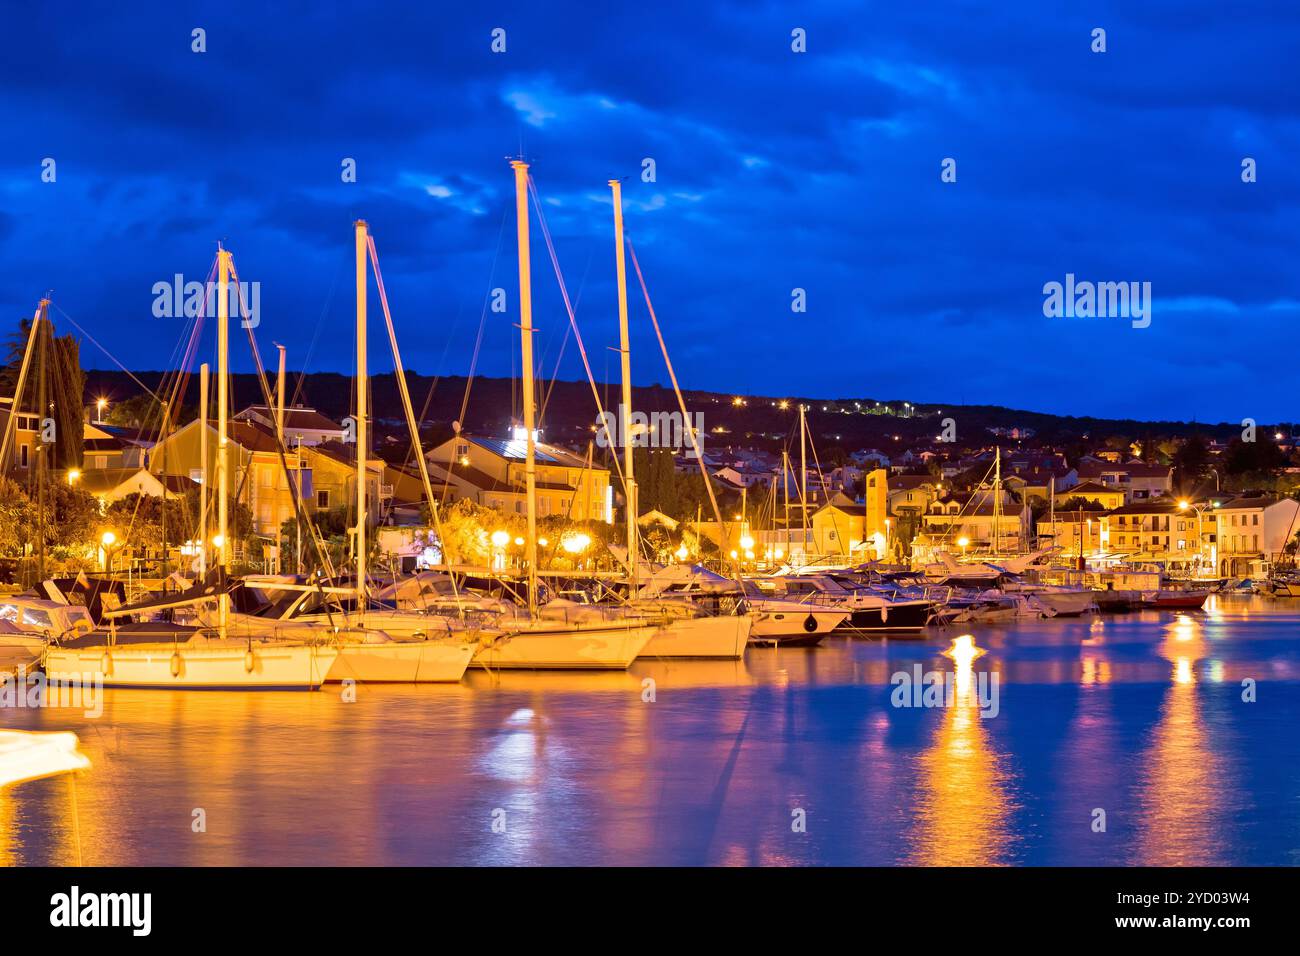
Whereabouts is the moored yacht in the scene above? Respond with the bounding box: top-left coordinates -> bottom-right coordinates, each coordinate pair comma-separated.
0,595 -> 96,674
752,573 -> 936,633
213,576 -> 483,683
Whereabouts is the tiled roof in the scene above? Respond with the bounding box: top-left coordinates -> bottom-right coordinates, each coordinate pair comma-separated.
237,405 -> 344,432
465,435 -> 590,468
1068,481 -> 1122,495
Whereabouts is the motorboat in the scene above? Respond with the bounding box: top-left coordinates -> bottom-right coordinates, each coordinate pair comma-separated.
750,573 -> 936,633
0,595 -> 96,673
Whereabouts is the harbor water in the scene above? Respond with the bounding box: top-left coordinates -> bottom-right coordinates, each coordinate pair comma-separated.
2,595 -> 1298,866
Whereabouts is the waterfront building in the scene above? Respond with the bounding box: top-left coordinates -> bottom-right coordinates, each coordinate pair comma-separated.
1213,496 -> 1300,578
426,432 -> 611,522
234,403 -> 346,446
1060,480 -> 1126,510
1076,458 -> 1173,502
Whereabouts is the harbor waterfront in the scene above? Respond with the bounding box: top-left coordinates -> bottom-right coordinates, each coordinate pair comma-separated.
2,595 -> 1296,867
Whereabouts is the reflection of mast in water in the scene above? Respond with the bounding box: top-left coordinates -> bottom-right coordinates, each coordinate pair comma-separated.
906,636 -> 1018,865
1132,615 -> 1236,865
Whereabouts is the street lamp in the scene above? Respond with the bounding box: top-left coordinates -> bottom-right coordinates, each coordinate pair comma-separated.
560,532 -> 591,554
67,468 -> 81,486
957,536 -> 970,559
95,397 -> 107,423
1178,500 -> 1206,574
100,530 -> 118,573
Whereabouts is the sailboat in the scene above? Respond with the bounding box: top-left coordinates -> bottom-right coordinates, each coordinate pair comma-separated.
467,162 -> 657,669
594,178 -> 751,659
298,220 -> 478,682
42,250 -> 336,689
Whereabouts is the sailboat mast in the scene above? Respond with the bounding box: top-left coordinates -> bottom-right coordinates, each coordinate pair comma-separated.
610,179 -> 637,594
799,403 -> 808,557
216,248 -> 231,635
354,220 -> 369,608
275,344 -> 286,575
199,362 -> 208,578
783,450 -> 791,560
993,446 -> 1001,559
512,161 -> 539,613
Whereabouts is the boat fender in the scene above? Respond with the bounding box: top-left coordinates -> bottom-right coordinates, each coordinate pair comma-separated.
803,613 -> 818,633
244,648 -> 256,673
170,652 -> 182,677
101,651 -> 112,675
881,605 -> 888,624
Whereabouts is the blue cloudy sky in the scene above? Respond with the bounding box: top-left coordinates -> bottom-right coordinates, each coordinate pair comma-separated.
1,2 -> 1297,422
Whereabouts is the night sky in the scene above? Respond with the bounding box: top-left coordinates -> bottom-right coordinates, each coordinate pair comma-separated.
2,2 -> 1296,422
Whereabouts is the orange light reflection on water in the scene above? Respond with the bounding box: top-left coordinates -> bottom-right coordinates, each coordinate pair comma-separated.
907,636 -> 1017,865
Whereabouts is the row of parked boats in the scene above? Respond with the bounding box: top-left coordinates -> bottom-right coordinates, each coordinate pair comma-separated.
0,554 -> 1219,691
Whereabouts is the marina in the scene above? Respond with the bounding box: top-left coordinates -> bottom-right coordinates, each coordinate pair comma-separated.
1,5 -> 1298,922
2,595 -> 1296,866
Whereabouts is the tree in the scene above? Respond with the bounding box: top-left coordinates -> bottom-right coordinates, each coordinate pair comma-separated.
1223,437 -> 1287,477
0,477 -> 33,556
0,318 -> 84,470
1172,435 -> 1211,492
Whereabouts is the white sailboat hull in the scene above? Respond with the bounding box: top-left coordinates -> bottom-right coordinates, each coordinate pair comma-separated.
473,623 -> 657,670
328,640 -> 476,683
43,641 -> 337,690
639,615 -> 751,659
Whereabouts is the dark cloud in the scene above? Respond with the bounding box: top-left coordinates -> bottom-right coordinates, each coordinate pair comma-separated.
0,1 -> 1296,421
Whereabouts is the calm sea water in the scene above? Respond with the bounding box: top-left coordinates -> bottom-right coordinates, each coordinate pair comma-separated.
3,595 -> 1299,866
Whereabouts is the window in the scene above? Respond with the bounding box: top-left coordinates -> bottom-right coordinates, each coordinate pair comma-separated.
19,445 -> 29,467
455,442 -> 469,458
317,490 -> 330,509
1253,514 -> 1259,525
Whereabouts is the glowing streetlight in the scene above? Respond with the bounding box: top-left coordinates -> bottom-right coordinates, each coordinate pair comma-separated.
1178,500 -> 1190,511
95,397 -> 107,422
561,532 -> 591,555
101,530 -> 119,574
211,534 -> 224,548
739,534 -> 755,551
490,530 -> 510,548
538,537 -> 549,548
675,544 -> 689,562
957,536 -> 970,558
67,469 -> 81,486
513,536 -> 525,546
